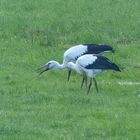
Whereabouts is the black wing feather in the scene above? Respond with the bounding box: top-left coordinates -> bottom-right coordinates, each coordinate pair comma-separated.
83,44 -> 114,54
85,55 -> 121,71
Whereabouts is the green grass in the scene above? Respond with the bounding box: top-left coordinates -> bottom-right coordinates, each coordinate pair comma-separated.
0,0 -> 140,139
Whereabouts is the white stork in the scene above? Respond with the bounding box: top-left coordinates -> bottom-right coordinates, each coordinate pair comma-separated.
67,54 -> 121,94
38,44 -> 114,81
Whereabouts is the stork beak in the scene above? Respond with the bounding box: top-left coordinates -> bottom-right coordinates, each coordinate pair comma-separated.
37,64 -> 49,76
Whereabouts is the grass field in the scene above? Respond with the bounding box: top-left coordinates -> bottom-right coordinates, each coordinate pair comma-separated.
0,0 -> 140,139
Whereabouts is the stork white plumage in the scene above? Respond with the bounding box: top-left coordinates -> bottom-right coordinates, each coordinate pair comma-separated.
38,44 -> 114,81
67,54 -> 121,94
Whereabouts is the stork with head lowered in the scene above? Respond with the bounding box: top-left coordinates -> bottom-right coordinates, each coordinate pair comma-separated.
38,44 -> 114,82
67,54 -> 121,94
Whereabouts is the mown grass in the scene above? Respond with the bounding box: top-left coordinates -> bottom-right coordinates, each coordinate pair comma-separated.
0,0 -> 140,139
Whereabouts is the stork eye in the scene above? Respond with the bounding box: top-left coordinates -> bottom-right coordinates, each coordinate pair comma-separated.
47,62 -> 51,66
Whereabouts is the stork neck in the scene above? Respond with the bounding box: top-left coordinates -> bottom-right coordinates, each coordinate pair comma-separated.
57,63 -> 65,69
69,63 -> 80,73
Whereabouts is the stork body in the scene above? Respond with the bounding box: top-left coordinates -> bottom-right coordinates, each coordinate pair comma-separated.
38,44 -> 114,80
67,54 -> 121,94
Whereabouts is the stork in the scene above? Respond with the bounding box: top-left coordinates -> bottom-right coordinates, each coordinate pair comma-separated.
67,54 -> 121,94
38,44 -> 114,81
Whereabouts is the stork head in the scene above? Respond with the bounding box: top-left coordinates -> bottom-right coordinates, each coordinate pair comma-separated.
38,60 -> 60,75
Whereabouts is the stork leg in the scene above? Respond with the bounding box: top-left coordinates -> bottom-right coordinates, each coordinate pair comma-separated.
81,72 -> 87,88
85,74 -> 87,88
87,78 -> 92,94
93,77 -> 99,93
67,70 -> 71,81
